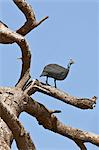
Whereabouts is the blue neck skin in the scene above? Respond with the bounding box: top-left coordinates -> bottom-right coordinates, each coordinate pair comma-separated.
67,63 -> 71,69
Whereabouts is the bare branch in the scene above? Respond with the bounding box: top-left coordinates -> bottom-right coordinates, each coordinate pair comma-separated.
16,40 -> 31,88
0,1 -> 98,150
0,0 -> 48,88
0,24 -> 24,43
0,21 -> 8,28
74,139 -> 87,150
0,100 -> 36,150
0,0 -> 48,44
13,0 -> 36,22
16,70 -> 31,89
0,139 -> 11,150
13,0 -> 48,36
50,110 -> 61,114
0,25 -> 31,88
25,80 -> 97,109
13,0 -> 36,36
23,95 -> 99,148
35,16 -> 49,27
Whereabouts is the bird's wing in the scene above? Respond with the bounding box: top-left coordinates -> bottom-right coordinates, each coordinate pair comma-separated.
44,64 -> 66,74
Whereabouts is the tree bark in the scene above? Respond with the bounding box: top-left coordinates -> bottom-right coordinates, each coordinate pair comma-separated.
0,0 -> 98,150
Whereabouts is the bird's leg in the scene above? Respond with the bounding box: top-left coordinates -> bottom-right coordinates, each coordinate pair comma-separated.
46,76 -> 48,85
54,79 -> 57,88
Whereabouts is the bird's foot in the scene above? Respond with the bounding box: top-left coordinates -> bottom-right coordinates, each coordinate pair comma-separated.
46,83 -> 50,86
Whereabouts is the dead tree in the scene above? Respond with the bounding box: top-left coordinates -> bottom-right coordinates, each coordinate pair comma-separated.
0,0 -> 98,150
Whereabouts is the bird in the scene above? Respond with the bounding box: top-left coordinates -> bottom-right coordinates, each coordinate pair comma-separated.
40,59 -> 74,88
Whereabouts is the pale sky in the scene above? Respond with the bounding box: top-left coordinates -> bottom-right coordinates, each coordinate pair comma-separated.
0,0 -> 98,150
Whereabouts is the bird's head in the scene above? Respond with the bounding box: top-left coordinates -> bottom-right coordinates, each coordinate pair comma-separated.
67,59 -> 75,69
69,59 -> 75,65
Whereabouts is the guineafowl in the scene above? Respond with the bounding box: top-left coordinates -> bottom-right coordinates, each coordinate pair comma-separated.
40,59 -> 74,88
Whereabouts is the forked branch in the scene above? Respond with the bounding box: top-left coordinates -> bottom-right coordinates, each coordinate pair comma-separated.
0,99 -> 36,150
74,139 -> 87,150
0,0 -> 48,44
0,24 -> 31,88
0,0 -> 98,150
23,95 -> 99,149
24,80 -> 97,110
13,0 -> 48,36
0,0 -> 48,87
